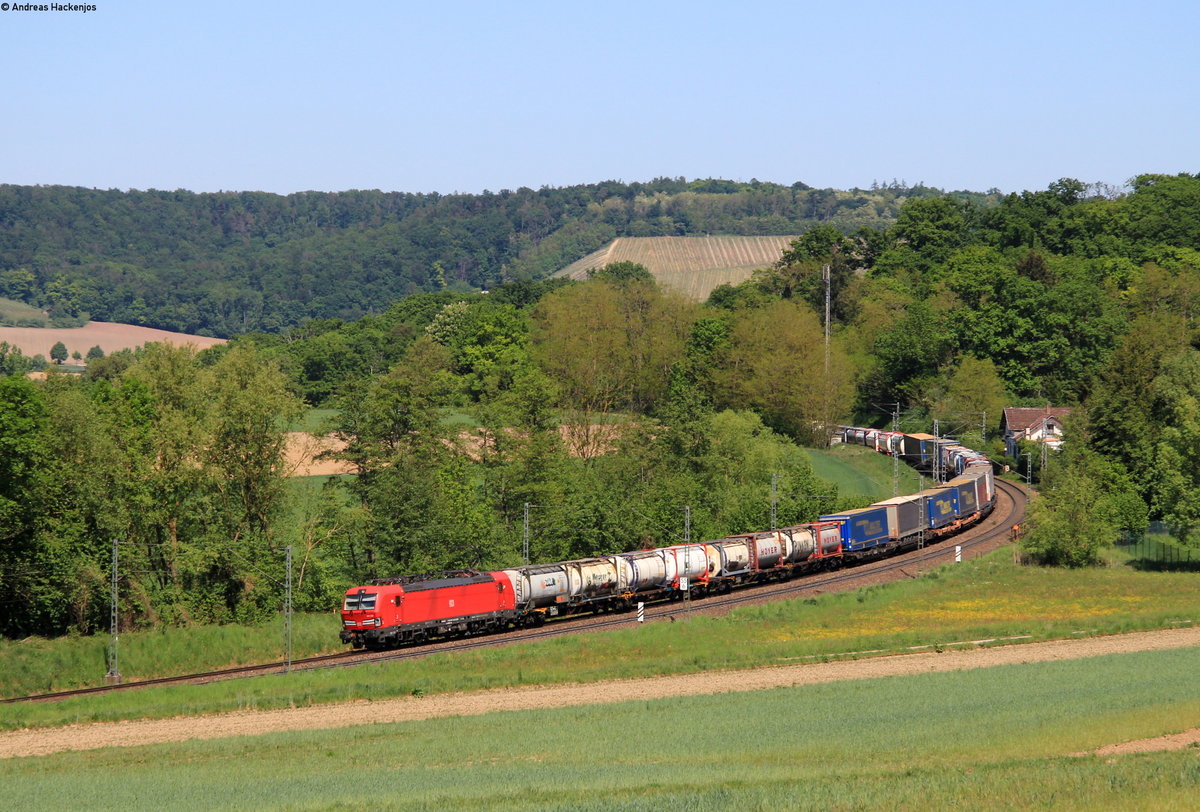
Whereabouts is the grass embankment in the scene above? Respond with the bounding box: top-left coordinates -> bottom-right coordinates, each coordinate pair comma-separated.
0,614 -> 337,698
5,646 -> 1200,810
803,443 -> 927,503
4,550 -> 1198,730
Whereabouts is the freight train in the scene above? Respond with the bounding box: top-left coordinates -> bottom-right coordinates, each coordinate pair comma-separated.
340,427 -> 996,650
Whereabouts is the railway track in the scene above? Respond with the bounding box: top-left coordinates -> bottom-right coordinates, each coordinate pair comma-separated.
2,479 -> 1027,705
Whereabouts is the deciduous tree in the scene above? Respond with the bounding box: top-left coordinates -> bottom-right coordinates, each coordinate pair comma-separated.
714,300 -> 854,444
533,278 -> 695,428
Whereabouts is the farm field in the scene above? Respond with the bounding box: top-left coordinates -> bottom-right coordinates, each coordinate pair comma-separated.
0,320 -> 226,359
5,549 -> 1200,726
4,644 -> 1200,809
556,235 -> 797,300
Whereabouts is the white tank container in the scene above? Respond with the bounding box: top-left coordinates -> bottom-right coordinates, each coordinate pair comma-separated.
661,544 -> 709,586
711,538 -> 753,576
604,555 -> 635,593
563,558 -> 620,599
500,564 -> 569,607
783,525 -> 817,561
750,532 -> 785,569
816,524 -> 842,556
618,549 -> 669,592
703,544 -> 723,578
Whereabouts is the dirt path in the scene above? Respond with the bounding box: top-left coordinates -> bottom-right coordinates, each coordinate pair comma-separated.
3,625 -> 1199,760
1080,728 -> 1200,757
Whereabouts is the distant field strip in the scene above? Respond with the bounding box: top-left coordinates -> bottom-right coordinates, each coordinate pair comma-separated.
557,235 -> 796,299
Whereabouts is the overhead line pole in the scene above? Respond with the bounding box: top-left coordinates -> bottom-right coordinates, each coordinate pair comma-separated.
284,545 -> 293,674
823,263 -> 831,377
106,538 -> 120,685
523,503 -> 530,565
522,503 -> 567,565
891,403 -> 900,497
933,419 -> 941,483
823,263 -> 832,446
770,473 -> 779,530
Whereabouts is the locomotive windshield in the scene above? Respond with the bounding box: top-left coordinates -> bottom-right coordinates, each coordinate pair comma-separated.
343,591 -> 377,611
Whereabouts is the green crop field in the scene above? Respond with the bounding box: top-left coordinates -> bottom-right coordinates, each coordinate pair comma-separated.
5,646 -> 1200,810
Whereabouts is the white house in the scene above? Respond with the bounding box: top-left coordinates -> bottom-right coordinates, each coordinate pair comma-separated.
1001,406 -> 1072,459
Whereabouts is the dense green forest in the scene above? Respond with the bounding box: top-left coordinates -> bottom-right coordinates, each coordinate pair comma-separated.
1,172 -> 1199,639
0,179 -> 979,336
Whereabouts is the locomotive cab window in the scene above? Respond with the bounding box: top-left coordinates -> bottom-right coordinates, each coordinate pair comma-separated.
343,591 -> 377,611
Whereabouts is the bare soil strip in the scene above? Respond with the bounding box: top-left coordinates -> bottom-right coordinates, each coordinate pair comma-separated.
1079,728 -> 1200,757
3,626 -> 1199,759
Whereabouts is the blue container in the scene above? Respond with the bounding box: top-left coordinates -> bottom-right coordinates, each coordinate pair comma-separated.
947,477 -> 979,517
819,506 -> 891,552
921,486 -> 960,528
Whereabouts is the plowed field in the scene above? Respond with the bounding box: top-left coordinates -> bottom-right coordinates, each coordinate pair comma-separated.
0,321 -> 225,360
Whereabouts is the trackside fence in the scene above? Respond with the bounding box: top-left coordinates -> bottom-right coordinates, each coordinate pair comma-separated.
1115,524 -> 1199,569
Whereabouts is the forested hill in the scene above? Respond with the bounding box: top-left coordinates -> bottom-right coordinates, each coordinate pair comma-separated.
0,179 -> 974,337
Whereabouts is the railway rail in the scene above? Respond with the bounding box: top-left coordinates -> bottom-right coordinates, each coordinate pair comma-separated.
2,479 -> 1027,706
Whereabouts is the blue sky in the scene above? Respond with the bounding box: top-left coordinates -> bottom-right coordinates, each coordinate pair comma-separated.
1,0 -> 1196,196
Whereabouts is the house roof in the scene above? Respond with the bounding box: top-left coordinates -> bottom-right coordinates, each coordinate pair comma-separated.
1002,407 -> 1073,433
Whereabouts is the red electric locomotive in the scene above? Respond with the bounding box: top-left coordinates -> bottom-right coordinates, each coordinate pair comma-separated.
340,570 -> 516,649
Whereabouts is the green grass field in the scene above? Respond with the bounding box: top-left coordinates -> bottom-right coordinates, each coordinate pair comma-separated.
5,646 -> 1200,810
286,407 -> 341,433
803,443 -> 927,503
0,296 -> 51,326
